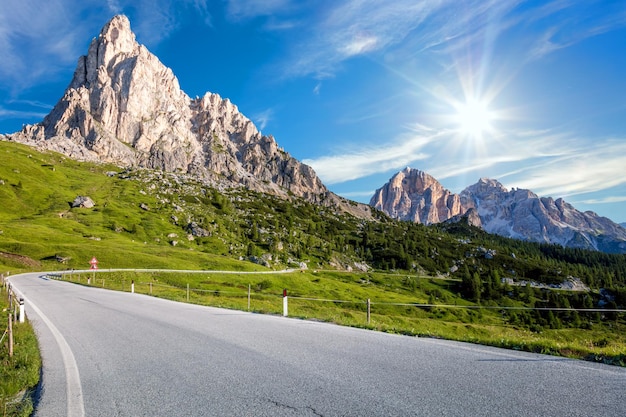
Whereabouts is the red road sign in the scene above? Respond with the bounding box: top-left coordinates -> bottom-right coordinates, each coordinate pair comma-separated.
90,257 -> 98,270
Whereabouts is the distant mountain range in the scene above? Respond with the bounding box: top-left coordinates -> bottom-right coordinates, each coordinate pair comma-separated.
371,167 -> 626,254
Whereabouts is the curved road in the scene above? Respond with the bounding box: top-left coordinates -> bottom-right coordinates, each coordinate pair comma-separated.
9,272 -> 626,416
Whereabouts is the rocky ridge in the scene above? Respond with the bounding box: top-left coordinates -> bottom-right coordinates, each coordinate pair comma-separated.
369,168 -> 462,225
371,168 -> 626,253
2,15 -> 370,219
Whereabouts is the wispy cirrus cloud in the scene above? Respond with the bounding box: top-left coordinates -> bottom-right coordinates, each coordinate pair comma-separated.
303,125 -> 439,184
273,0 -> 532,81
0,99 -> 53,122
226,0 -> 293,21
580,196 -> 626,205
0,0 -> 91,90
511,139 -> 626,198
282,0 -> 442,79
117,0 -> 213,45
253,108 -> 274,131
272,0 -> 625,81
526,0 -> 626,59
0,107 -> 49,120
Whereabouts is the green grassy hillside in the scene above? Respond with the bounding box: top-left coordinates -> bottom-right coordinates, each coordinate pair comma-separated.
0,140 -> 625,365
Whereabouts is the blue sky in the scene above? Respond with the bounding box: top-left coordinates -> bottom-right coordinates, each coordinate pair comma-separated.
1,0 -> 626,223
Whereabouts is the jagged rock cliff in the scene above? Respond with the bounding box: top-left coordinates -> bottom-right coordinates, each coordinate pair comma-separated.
372,168 -> 626,253
369,167 -> 464,225
461,178 -> 626,253
2,15 -> 369,217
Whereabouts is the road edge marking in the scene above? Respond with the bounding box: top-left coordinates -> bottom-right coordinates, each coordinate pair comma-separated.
28,299 -> 86,417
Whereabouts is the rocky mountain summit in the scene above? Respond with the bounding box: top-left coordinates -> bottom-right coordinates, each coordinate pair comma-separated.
371,168 -> 626,253
2,15 -> 370,218
369,168 -> 463,225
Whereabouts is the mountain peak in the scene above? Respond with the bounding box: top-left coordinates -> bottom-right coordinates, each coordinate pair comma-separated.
370,167 -> 462,225
474,177 -> 507,192
2,15 -> 364,213
96,14 -> 137,58
70,14 -> 140,90
100,14 -> 133,41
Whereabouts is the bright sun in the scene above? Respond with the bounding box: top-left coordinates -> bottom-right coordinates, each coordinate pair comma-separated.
454,99 -> 493,137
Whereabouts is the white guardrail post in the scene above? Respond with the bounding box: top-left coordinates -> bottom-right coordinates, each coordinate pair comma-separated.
282,289 -> 288,317
19,297 -> 25,323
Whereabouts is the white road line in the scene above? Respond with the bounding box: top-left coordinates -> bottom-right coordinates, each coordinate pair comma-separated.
28,300 -> 85,417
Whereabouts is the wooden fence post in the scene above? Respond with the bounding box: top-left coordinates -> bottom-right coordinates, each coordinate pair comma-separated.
8,313 -> 13,358
367,298 -> 371,325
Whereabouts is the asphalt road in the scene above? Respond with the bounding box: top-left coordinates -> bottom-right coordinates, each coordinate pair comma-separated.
9,272 -> 626,416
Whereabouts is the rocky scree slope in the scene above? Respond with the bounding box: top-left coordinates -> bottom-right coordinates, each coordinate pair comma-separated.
1,15 -> 370,219
371,167 -> 626,253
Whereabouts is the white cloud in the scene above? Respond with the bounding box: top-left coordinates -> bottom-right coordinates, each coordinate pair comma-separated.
280,0 -> 526,79
0,107 -> 49,120
226,0 -> 292,20
524,0 -> 626,60
303,127 -> 439,184
0,0 -> 89,87
281,1 -> 438,78
339,34 -> 378,57
107,0 -> 122,13
511,140 -> 626,198
7,100 -> 53,110
274,0 -> 626,82
580,196 -> 626,205
253,108 -> 274,131
336,190 -> 377,199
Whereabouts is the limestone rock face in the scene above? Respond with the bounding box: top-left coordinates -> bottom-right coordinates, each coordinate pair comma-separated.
461,178 -> 626,253
369,167 -> 463,225
372,168 -> 626,253
4,15 -> 342,208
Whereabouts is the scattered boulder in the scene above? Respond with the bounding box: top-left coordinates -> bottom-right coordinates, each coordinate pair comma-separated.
71,196 -> 95,208
186,222 -> 210,237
